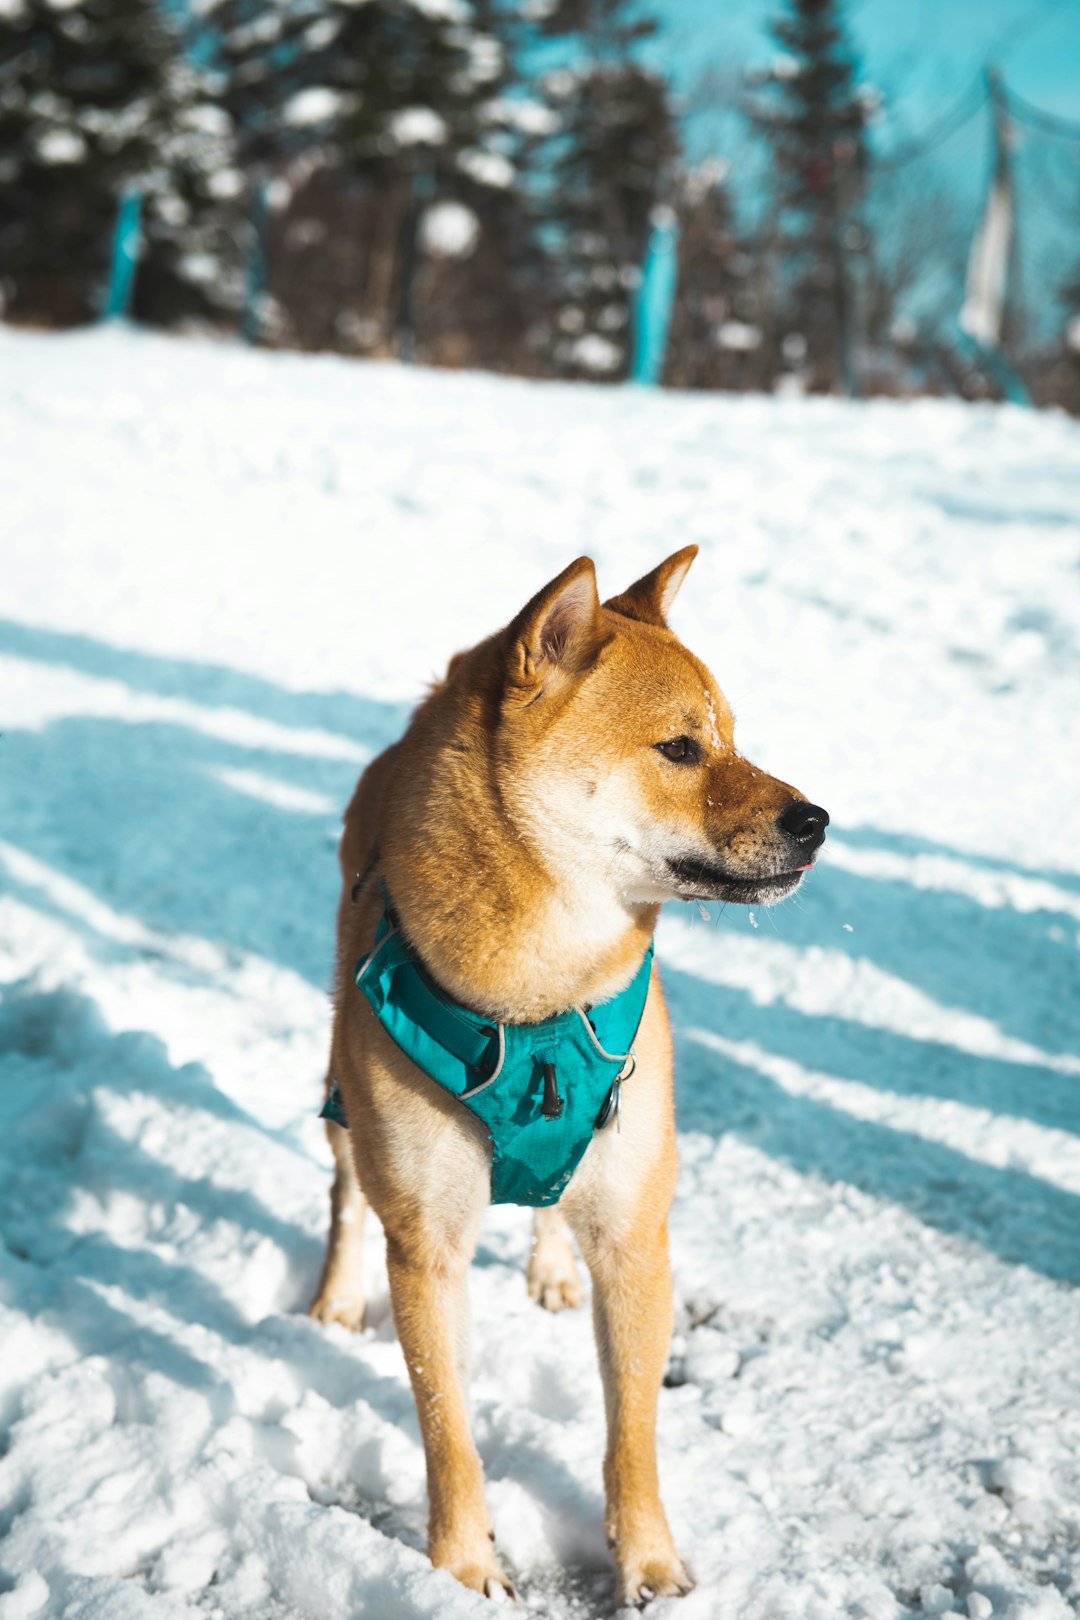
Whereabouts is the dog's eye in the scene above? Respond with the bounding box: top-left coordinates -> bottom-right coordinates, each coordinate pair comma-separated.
655,736 -> 700,764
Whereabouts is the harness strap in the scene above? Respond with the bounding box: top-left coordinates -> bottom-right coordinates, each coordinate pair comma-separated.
357,921 -> 501,1078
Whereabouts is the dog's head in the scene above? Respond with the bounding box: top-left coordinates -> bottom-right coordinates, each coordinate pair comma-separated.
492,549 -> 828,908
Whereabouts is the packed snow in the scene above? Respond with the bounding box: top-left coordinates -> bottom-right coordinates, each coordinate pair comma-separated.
1,327 -> 1079,1620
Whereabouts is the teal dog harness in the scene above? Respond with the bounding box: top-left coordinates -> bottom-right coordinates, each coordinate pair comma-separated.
321,899 -> 653,1207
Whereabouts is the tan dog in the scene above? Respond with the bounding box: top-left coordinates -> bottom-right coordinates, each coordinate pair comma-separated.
309,548 -> 828,1604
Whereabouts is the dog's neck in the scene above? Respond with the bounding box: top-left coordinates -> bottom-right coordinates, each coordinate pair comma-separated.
379,682 -> 657,1023
405,882 -> 655,1025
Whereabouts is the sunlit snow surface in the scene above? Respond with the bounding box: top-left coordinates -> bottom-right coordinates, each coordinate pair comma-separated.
1,327 -> 1079,1620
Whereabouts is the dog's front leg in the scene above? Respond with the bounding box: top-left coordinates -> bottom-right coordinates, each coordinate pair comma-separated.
574,1210 -> 693,1607
385,1223 -> 514,1599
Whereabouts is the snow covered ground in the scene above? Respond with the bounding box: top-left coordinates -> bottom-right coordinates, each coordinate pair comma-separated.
1,327 -> 1079,1620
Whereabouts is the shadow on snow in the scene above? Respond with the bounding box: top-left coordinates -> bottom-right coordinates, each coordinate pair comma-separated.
0,621 -> 1078,1415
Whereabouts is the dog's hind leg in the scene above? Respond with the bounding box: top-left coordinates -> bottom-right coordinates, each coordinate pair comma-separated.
527,1206 -> 584,1312
308,1117 -> 368,1332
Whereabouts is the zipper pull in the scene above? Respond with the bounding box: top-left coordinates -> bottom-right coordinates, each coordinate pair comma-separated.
540,1062 -> 564,1120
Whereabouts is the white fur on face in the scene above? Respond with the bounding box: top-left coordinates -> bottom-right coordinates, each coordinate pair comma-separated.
508,757 -> 705,918
510,760 -> 657,922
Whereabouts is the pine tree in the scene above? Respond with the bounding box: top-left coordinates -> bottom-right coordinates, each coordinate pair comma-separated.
205,0 -> 535,355
409,0 -> 557,372
746,0 -> 872,393
0,0 -> 183,323
210,0 -> 490,176
664,161 -> 769,392
134,63 -> 247,329
413,143 -> 555,374
532,0 -> 680,380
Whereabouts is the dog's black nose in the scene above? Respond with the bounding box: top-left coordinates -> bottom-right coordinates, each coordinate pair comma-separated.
779,801 -> 830,851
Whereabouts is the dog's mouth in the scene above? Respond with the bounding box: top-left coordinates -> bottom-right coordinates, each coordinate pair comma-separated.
665,855 -> 814,906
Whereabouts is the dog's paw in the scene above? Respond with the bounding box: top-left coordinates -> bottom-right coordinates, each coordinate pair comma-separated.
307,1288 -> 366,1333
528,1267 -> 584,1313
484,1574 -> 517,1603
527,1233 -> 584,1313
432,1545 -> 516,1601
615,1547 -> 695,1608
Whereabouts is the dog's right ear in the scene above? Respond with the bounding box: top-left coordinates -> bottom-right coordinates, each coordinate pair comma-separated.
505,557 -> 610,697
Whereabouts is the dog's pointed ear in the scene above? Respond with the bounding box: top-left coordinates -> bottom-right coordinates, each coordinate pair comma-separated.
605,545 -> 698,629
506,557 -> 610,696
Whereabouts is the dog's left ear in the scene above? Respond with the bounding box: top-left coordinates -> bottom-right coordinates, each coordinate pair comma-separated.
506,556 -> 611,697
605,545 -> 698,629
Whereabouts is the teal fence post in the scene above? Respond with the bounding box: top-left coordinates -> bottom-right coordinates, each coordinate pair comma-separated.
630,215 -> 679,386
105,189 -> 142,320
243,179 -> 270,345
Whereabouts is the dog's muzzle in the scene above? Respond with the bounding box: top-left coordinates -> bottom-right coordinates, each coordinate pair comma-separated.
666,800 -> 830,906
